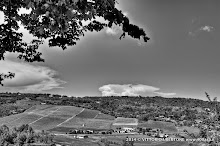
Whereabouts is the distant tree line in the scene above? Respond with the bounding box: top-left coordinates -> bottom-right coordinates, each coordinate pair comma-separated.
0,92 -> 219,122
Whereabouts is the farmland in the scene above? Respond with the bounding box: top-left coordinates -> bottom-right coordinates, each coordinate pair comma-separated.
75,109 -> 101,119
95,113 -> 115,120
0,104 -> 190,146
59,117 -> 113,130
0,112 -> 27,126
29,105 -> 61,116
31,116 -> 67,130
0,105 -> 114,131
7,114 -> 42,128
138,120 -> 178,133
112,117 -> 138,126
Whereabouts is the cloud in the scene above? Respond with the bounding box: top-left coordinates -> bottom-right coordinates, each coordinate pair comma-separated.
99,84 -> 176,97
154,92 -> 176,96
0,60 -> 66,92
106,25 -> 122,36
106,27 -> 118,35
199,26 -> 214,32
123,12 -> 128,16
189,25 -> 214,36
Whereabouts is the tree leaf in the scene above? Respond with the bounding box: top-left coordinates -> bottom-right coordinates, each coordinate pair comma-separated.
38,27 -> 44,35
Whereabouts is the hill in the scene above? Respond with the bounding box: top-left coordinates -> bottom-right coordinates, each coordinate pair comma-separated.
0,105 -> 115,133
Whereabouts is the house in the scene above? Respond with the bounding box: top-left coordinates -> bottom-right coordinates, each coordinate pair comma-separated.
113,127 -> 134,133
121,127 -> 135,133
99,129 -> 113,134
77,135 -> 88,139
156,133 -> 169,138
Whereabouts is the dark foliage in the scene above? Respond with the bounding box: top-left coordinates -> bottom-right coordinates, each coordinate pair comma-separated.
0,0 -> 150,85
0,124 -> 54,145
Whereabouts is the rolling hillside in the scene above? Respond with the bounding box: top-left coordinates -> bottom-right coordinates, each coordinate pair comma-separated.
0,105 -> 115,132
0,104 -> 189,146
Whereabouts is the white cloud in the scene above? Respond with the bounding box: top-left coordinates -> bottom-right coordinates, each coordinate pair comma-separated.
0,60 -> 66,92
154,92 -> 176,97
106,25 -> 122,36
99,84 -> 176,97
200,26 -> 214,32
189,25 -> 214,36
123,12 -> 128,16
106,27 -> 118,35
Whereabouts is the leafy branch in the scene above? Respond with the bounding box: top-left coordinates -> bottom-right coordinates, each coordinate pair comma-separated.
0,0 -> 150,85
0,72 -> 15,86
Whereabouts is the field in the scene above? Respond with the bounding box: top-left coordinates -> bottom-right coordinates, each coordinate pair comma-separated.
0,105 -> 85,130
52,106 -> 84,115
0,113 -> 27,126
24,105 -> 54,112
112,117 -> 138,126
0,104 -> 192,146
0,105 -> 115,132
58,117 -> 113,130
75,109 -> 100,119
48,126 -> 111,133
138,120 -> 177,133
31,116 -> 68,130
29,106 -> 61,116
7,114 -> 42,128
94,113 -> 115,120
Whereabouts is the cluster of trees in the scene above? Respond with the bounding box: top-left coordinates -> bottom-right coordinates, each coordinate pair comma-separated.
0,104 -> 25,117
0,93 -> 37,117
0,93 -> 25,104
0,124 -> 55,146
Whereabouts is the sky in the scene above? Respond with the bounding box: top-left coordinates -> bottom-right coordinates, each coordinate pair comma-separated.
1,0 -> 220,101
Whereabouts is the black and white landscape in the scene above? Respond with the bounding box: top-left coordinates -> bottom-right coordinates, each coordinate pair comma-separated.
0,0 -> 220,146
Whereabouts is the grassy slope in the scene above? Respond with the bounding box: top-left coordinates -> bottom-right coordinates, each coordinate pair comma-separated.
95,113 -> 115,120
113,117 -> 138,124
0,113 -> 27,126
75,109 -> 100,119
59,117 -> 113,130
0,105 -> 115,131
